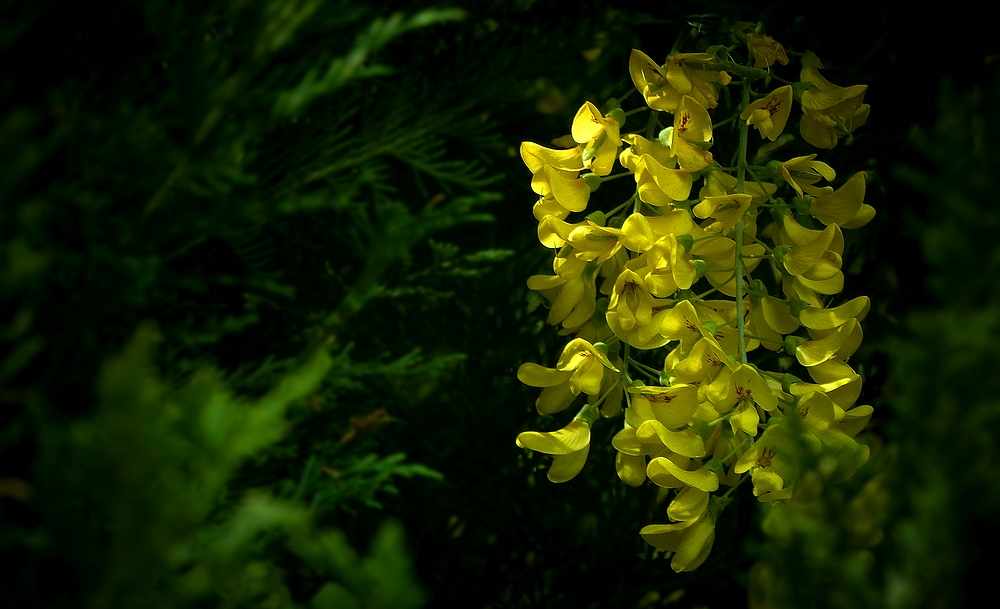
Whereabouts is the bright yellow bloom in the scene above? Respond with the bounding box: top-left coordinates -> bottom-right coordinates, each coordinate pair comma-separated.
810,172 -> 875,228
799,66 -> 870,149
527,265 -> 597,332
647,455 -> 719,492
795,319 -> 863,367
606,269 -> 672,349
622,134 -> 694,205
706,364 -> 778,436
774,215 -> 845,303
746,294 -> 800,351
734,424 -> 808,501
516,419 -> 591,483
629,49 -> 731,111
741,86 -> 792,141
661,95 -> 714,172
775,154 -> 836,198
689,234 -> 766,298
627,384 -> 700,429
626,233 -> 697,297
640,508 -> 716,572
571,101 -> 623,175
700,169 -> 777,202
517,338 -> 620,415
632,155 -> 693,205
693,193 -> 753,236
519,140 -> 585,174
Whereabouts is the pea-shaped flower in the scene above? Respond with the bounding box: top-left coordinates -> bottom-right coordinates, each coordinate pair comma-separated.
516,419 -> 591,483
517,338 -> 620,415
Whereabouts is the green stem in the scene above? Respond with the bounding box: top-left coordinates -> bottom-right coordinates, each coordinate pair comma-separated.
712,115 -> 737,130
719,473 -> 750,502
629,358 -> 663,377
606,191 -> 638,219
744,332 -> 783,346
600,172 -> 634,182
644,109 -> 660,140
721,437 -> 751,464
734,77 -> 751,365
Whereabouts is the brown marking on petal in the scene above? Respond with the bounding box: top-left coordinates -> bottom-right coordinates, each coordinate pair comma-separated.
647,394 -> 675,404
759,447 -> 776,468
765,98 -> 783,116
677,112 -> 691,133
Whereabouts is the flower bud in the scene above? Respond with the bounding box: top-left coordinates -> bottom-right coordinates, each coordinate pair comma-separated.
784,335 -> 805,355
581,173 -> 603,192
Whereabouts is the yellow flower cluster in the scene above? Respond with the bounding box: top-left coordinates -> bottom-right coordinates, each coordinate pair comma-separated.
515,30 -> 873,573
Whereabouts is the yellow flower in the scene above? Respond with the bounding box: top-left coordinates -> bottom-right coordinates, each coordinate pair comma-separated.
734,425 -> 808,501
741,86 -> 793,141
661,95 -> 714,172
571,101 -> 622,175
706,364 -> 778,436
606,269 -> 672,349
629,49 -> 731,112
621,133 -> 695,205
794,319 -> 863,368
699,169 -> 777,203
799,66 -> 870,149
640,508 -> 716,572
516,419 -> 591,483
632,155 -> 693,206
745,32 -> 789,69
774,154 -> 836,198
809,172 -> 875,228
527,265 -> 597,332
693,193 -> 753,236
517,338 -> 619,415
774,215 -> 845,303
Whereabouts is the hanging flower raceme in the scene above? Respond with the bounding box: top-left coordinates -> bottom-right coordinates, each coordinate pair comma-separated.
515,32 -> 874,574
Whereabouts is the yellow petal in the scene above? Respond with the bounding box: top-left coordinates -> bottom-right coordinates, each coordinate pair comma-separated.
544,165 -> 590,212
800,296 -> 870,330
639,155 -> 694,203
647,457 -> 719,492
667,487 -> 710,522
637,420 -> 707,457
811,172 -> 866,226
783,224 -> 837,276
795,320 -> 859,367
616,452 -> 647,487
640,519 -> 694,552
571,101 -> 605,144
516,419 -> 590,455
548,444 -> 590,482
517,362 -> 571,387
520,141 -> 584,173
671,516 -> 715,572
